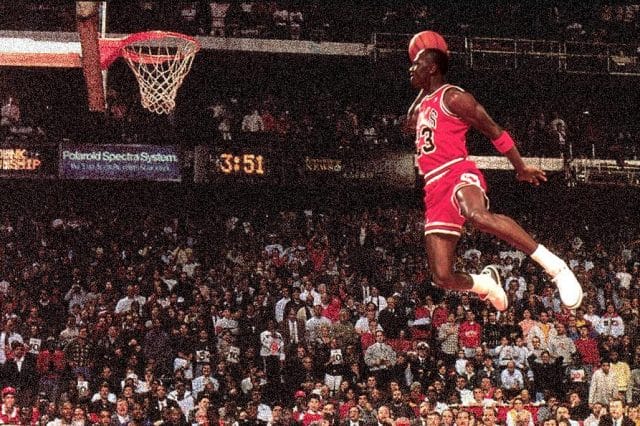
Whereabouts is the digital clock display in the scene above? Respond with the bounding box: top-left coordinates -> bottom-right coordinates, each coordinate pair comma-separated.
217,153 -> 266,175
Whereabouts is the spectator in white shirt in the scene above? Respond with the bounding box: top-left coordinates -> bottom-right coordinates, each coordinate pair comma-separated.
597,304 -> 625,338
274,287 -> 291,324
500,361 -> 525,399
364,287 -> 387,317
305,305 -> 331,342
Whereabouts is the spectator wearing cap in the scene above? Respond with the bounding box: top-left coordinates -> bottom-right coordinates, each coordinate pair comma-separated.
0,387 -> 19,424
408,342 -> 433,386
292,390 -> 307,416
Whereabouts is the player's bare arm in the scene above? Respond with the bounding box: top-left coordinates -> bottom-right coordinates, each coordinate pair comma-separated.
444,89 -> 547,186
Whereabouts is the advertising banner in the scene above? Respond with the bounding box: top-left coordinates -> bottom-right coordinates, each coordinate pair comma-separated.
303,150 -> 415,188
0,145 -> 58,178
60,144 -> 182,182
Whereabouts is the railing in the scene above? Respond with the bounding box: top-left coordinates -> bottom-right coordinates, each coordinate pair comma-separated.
372,33 -> 640,76
572,158 -> 640,186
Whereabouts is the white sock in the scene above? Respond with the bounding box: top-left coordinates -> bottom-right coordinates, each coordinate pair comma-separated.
530,244 -> 566,277
470,273 -> 496,295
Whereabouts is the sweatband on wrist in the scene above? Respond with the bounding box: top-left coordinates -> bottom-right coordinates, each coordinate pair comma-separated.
492,131 -> 516,154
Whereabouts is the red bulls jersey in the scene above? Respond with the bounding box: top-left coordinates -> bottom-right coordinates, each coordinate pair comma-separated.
415,84 -> 470,179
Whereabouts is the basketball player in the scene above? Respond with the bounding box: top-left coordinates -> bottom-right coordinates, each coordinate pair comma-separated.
406,47 -> 583,312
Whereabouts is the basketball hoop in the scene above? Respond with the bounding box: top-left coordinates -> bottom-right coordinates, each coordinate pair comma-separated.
100,31 -> 200,115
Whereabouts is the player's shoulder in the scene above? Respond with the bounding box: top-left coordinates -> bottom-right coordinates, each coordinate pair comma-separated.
442,84 -> 480,116
442,84 -> 470,102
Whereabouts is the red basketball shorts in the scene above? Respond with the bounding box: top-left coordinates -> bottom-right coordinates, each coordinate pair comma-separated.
422,160 -> 488,236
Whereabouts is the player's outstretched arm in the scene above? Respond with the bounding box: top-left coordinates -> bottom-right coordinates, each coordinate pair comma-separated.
445,89 -> 547,186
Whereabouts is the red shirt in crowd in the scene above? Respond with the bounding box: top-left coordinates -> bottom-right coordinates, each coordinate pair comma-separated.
458,320 -> 482,349
431,305 -> 449,329
575,336 -> 600,367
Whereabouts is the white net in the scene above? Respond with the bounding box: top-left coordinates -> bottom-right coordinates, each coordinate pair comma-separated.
122,33 -> 199,114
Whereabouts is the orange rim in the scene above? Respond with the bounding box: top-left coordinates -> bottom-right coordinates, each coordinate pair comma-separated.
99,31 -> 200,68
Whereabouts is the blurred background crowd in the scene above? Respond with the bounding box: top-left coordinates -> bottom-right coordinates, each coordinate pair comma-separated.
0,179 -> 635,425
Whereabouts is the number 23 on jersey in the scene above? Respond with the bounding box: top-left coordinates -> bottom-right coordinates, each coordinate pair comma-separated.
416,107 -> 438,157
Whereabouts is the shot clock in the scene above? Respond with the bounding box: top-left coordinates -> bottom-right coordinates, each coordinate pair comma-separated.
195,144 -> 279,184
217,152 -> 265,175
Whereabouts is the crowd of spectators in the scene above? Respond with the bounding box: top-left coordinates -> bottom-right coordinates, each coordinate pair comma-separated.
1,2 -> 640,44
0,178 -> 636,425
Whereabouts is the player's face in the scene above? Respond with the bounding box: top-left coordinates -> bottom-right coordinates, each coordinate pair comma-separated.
410,50 -> 434,89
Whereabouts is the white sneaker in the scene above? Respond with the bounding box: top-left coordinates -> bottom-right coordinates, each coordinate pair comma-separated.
552,264 -> 584,309
479,265 -> 508,311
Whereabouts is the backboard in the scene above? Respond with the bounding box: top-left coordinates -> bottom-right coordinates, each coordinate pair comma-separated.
0,2 -> 106,112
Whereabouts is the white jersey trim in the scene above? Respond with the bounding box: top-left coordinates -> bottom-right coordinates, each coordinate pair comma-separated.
423,157 -> 466,183
425,229 -> 461,237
